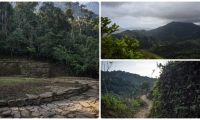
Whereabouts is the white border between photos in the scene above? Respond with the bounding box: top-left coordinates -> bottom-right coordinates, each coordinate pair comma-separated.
1,0 -> 200,120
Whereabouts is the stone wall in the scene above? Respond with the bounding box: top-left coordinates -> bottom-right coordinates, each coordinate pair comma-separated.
21,61 -> 49,77
0,59 -> 21,76
0,59 -> 50,77
0,84 -> 90,107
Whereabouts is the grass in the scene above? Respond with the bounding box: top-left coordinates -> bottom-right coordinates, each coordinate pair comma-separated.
0,77 -> 36,86
0,76 -> 77,100
28,87 -> 49,94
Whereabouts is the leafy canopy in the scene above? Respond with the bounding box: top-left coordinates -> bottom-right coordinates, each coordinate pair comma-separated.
101,17 -> 143,59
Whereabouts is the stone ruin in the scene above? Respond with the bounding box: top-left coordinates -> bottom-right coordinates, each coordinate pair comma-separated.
0,84 -> 90,107
0,59 -> 50,77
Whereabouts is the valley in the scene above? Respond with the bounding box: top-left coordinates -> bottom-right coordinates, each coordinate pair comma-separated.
112,22 -> 200,59
101,70 -> 156,118
101,61 -> 200,118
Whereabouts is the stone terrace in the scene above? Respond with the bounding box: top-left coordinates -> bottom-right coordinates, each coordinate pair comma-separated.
0,79 -> 99,118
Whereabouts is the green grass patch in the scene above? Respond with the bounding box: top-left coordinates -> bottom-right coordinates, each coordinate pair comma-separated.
0,77 -> 36,86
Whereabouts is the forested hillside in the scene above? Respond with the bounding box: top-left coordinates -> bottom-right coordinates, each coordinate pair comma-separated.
112,30 -> 163,49
149,61 -> 200,118
140,22 -> 200,43
101,17 -> 162,59
0,2 -> 99,78
101,71 -> 155,97
151,39 -> 200,58
101,70 -> 156,118
112,22 -> 200,59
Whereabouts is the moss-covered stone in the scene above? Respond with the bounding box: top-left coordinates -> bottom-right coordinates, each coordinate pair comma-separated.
0,59 -> 50,77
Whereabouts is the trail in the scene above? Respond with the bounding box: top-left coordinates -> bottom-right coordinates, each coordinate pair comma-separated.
134,95 -> 152,118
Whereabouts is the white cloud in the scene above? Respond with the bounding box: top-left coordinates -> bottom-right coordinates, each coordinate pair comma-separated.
101,2 -> 200,28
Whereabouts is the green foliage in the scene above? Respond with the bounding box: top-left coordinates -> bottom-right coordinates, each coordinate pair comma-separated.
0,2 -> 14,43
101,70 -> 154,117
101,93 -> 147,118
101,17 -> 143,59
52,45 -> 68,61
0,2 -> 99,78
132,97 -> 146,109
0,77 -> 35,85
27,46 -> 36,53
151,39 -> 200,59
112,30 -> 164,49
132,99 -> 140,108
101,17 -> 119,36
112,22 -> 200,59
111,30 -> 164,59
101,93 -> 127,118
102,35 -> 143,59
139,50 -> 163,59
141,81 -> 150,94
149,61 -> 200,118
4,28 -> 27,57
101,71 -> 155,98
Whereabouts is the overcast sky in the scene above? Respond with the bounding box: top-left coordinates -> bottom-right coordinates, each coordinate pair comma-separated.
101,60 -> 168,78
101,2 -> 200,29
80,2 -> 88,5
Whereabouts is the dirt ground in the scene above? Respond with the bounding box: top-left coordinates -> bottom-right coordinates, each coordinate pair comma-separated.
134,95 -> 152,118
0,77 -> 79,100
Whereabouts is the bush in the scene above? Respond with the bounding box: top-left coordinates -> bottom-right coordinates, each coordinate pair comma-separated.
101,93 -> 127,118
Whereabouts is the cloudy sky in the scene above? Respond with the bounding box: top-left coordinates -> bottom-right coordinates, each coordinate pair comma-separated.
101,60 -> 168,78
101,2 -> 200,29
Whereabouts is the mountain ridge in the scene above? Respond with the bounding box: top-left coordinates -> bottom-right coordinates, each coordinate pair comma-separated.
112,21 -> 200,59
112,29 -> 164,49
137,21 -> 200,43
101,70 -> 156,97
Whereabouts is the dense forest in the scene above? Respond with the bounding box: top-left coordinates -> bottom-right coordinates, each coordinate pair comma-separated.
0,2 -> 99,78
148,61 -> 200,118
111,21 -> 200,59
101,71 -> 155,97
101,70 -> 156,118
101,17 -> 162,59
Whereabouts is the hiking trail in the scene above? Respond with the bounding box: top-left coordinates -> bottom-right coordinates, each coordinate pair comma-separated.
134,95 -> 151,118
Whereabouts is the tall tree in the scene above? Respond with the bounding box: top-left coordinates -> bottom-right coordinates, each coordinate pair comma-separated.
12,2 -> 38,56
0,2 -> 13,52
0,2 -> 99,78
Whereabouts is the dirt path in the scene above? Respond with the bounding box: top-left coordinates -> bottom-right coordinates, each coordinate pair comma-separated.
134,95 -> 152,118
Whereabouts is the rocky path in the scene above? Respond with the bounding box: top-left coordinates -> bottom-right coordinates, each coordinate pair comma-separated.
0,79 -> 99,118
134,95 -> 151,118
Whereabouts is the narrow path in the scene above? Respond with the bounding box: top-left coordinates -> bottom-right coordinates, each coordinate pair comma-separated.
0,79 -> 99,118
134,95 -> 151,118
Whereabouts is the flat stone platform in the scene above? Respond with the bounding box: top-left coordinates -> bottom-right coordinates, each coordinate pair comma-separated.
0,79 -> 99,118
